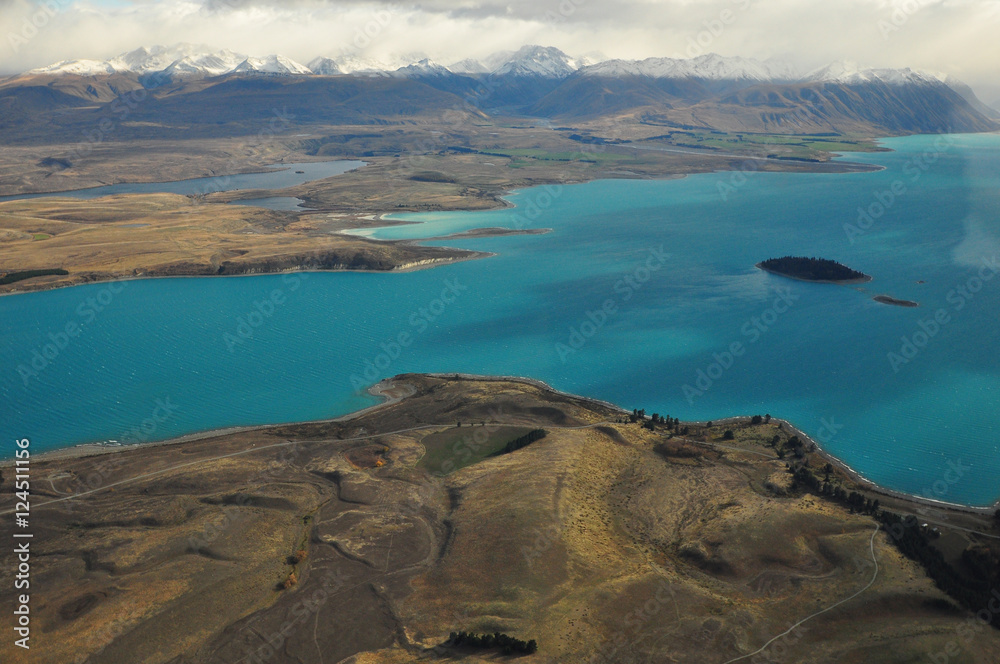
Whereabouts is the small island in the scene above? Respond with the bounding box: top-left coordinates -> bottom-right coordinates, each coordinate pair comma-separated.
756,256 -> 872,284
874,294 -> 919,307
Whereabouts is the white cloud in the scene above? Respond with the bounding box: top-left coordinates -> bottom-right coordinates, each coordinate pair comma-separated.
0,0 -> 996,92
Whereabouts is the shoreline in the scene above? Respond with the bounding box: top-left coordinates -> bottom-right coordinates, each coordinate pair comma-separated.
0,251 -> 495,298
0,153 -> 877,297
1,379 -> 405,465
5,373 -> 998,512
694,415 -> 999,515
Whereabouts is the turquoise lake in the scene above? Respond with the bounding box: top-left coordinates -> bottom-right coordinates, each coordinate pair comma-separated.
2,134 -> 998,505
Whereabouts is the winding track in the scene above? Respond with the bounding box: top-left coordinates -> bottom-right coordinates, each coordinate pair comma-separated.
721,523 -> 882,664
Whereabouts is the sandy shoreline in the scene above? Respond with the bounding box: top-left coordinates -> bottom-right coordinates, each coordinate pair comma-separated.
6,372 -> 997,512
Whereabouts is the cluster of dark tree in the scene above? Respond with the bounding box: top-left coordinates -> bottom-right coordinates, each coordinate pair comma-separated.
626,409 -> 689,434
446,631 -> 538,655
758,256 -> 869,282
963,544 -> 1000,593
0,268 -> 69,285
494,429 -> 547,456
767,433 -> 808,460
791,466 -> 882,515
750,414 -> 772,425
878,511 -> 999,629
786,462 -> 999,630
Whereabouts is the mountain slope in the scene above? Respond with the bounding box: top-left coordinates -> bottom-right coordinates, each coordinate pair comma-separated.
116,75 -> 487,128
528,58 -> 997,133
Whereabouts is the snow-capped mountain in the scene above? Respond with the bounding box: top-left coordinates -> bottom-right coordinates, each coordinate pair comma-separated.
230,55 -> 312,76
329,55 -> 394,77
391,59 -> 452,78
806,61 -> 942,86
28,59 -> 119,76
19,44 -> 992,120
160,50 -> 248,78
580,54 -> 798,82
492,45 -> 579,78
448,58 -> 489,75
28,44 -> 308,79
307,57 -> 343,76
107,44 -> 220,74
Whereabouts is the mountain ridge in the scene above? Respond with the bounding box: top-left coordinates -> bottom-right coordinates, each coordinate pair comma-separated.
4,43 -> 996,138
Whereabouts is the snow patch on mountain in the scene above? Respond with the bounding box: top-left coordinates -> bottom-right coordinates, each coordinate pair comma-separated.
492,45 -> 579,78
28,59 -> 118,76
580,54 -> 798,81
391,59 -> 452,78
448,58 -> 489,74
308,57 -> 343,76
231,55 -> 312,75
162,50 -> 248,78
807,61 -> 943,86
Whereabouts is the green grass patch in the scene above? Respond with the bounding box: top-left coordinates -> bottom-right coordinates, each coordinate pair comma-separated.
0,268 -> 68,285
408,171 -> 456,183
32,233 -> 52,241
418,425 -> 536,476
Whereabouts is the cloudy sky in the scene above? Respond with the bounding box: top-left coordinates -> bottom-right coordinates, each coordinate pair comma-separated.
2,0 -> 998,91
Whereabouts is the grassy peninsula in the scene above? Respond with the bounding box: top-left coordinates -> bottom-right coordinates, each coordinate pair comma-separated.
1,374 -> 997,663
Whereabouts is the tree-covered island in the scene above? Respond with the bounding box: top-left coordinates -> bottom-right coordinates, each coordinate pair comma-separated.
756,256 -> 873,284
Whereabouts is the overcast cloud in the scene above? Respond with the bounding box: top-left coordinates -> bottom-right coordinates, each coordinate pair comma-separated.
1,0 -> 997,93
